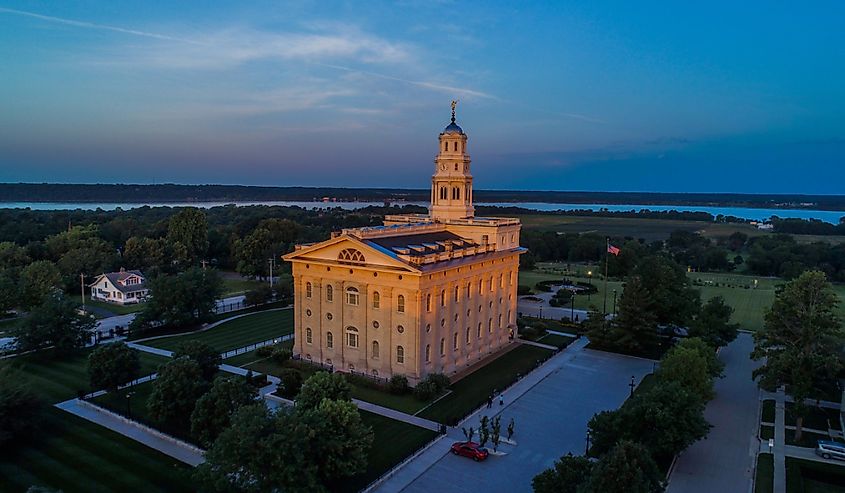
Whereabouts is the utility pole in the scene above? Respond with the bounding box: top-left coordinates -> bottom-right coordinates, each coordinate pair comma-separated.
200,259 -> 209,270
268,257 -> 276,288
602,237 -> 610,314
80,273 -> 86,312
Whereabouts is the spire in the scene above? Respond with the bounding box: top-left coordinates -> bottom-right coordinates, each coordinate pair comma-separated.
451,100 -> 457,123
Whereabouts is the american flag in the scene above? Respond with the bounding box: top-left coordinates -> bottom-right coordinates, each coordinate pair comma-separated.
607,244 -> 621,256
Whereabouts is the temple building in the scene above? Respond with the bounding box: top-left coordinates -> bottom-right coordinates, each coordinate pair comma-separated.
283,103 -> 525,384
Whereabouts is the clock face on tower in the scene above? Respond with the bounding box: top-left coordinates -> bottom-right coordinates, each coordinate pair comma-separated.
440,163 -> 447,171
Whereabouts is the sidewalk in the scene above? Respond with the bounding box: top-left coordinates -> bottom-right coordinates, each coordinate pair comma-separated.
774,389 -> 786,493
55,398 -> 205,466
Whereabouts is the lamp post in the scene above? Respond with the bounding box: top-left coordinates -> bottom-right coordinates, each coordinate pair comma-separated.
126,390 -> 136,420
539,307 -> 543,319
585,429 -> 592,455
629,376 -> 636,397
587,271 -> 593,302
570,291 -> 575,321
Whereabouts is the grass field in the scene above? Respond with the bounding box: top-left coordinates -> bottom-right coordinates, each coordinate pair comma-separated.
143,309 -> 293,353
786,457 -> 845,493
517,215 -> 765,241
519,266 -> 625,311
83,299 -> 146,316
0,349 -> 189,493
335,410 -> 439,493
537,333 -> 577,349
756,453 -> 774,493
418,344 -> 553,424
222,277 -> 264,296
9,349 -> 169,404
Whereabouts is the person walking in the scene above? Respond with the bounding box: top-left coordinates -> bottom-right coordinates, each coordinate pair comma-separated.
487,395 -> 493,409
499,393 -> 504,406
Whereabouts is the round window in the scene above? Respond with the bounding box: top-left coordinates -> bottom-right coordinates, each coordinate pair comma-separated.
372,321 -> 380,329
306,309 -> 312,317
326,313 -> 333,320
397,325 -> 405,334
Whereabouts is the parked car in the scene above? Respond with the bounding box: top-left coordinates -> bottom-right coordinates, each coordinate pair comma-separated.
450,441 -> 489,461
816,440 -> 845,461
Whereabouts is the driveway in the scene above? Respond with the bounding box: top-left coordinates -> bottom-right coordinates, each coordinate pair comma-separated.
382,346 -> 655,493
666,333 -> 762,493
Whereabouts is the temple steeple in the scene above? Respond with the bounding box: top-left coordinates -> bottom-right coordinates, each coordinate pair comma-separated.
430,101 -> 474,221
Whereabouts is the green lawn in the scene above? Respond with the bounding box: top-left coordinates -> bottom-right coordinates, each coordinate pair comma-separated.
762,400 -> 776,423
786,402 -> 843,431
760,425 -> 774,440
333,411 -> 439,493
785,430 -> 840,448
519,267 -> 625,312
756,453 -> 774,493
222,277 -> 264,296
537,333 -> 576,349
142,309 -> 293,353
0,349 -> 188,493
0,407 -> 192,493
349,384 -> 438,415
786,457 -> 845,493
9,349 -> 169,404
418,344 -> 554,424
83,299 -> 146,316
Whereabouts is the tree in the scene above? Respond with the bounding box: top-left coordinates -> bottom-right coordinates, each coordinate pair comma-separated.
18,260 -> 61,309
582,440 -> 664,493
673,337 -> 724,378
689,296 -> 739,347
302,398 -> 373,484
167,208 -> 209,266
532,453 -> 593,493
235,219 -> 299,278
588,381 -> 709,459
633,255 -> 700,325
491,415 -> 502,452
752,270 -> 843,441
87,342 -> 141,393
173,340 -> 222,381
131,267 -> 223,332
278,368 -> 304,398
14,293 -> 96,354
657,342 -> 717,402
0,270 -> 17,313
583,306 -> 610,346
478,416 -> 490,447
123,236 -> 167,272
147,357 -> 209,428
295,372 -> 351,410
0,365 -> 43,446
190,376 -> 257,447
606,276 -> 658,354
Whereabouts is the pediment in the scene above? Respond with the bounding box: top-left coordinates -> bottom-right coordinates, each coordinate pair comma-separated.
283,235 -> 419,272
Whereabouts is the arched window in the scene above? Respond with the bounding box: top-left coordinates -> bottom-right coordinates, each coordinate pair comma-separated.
500,274 -> 504,288
440,338 -> 445,356
466,327 -> 471,344
426,294 -> 431,312
489,277 -> 494,291
444,142 -> 448,151
453,333 -> 458,350
397,295 -> 405,313
488,318 -> 492,333
326,331 -> 333,348
467,282 -> 471,298
306,282 -> 312,298
452,187 -> 460,200
453,141 -> 458,151
372,340 -> 380,359
477,323 -> 482,338
346,326 -> 359,348
425,344 -> 431,362
345,287 -> 359,306
326,284 -> 333,302
440,187 -> 447,200
478,279 -> 483,295
396,345 -> 405,364
498,314 -> 502,328
440,289 -> 445,306
372,291 -> 380,309
454,286 -> 459,302
306,327 -> 313,344
338,248 -> 365,264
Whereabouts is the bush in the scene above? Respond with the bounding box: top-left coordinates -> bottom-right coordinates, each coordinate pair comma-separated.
271,347 -> 292,364
414,380 -> 439,401
278,369 -> 304,398
255,345 -> 274,358
426,373 -> 450,391
389,374 -> 410,394
517,285 -> 532,295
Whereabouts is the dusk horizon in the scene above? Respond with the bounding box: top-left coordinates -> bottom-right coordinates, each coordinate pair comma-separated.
2,1 -> 844,194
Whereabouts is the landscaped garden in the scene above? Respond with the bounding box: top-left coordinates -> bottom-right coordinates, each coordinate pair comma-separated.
418,344 -> 554,424
142,308 -> 293,353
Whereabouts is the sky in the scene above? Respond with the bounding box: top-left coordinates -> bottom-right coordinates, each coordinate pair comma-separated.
0,1 -> 843,193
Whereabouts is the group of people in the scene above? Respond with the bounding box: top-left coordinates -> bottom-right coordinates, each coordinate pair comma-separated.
486,391 -> 504,408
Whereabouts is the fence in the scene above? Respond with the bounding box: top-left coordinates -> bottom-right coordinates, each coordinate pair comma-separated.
220,333 -> 293,360
214,300 -> 246,315
361,432 -> 446,492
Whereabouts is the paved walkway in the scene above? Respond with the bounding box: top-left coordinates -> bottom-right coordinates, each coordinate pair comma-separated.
773,389 -> 787,493
354,399 -> 441,432
666,333 -> 763,493
371,338 -> 655,493
55,398 -> 205,466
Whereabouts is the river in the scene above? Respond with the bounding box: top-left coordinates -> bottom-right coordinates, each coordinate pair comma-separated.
1,201 -> 842,223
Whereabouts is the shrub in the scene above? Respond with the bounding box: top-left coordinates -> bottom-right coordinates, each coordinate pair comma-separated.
255,345 -> 274,358
278,369 -> 304,398
389,375 -> 410,394
271,347 -> 292,364
426,373 -> 450,391
414,380 -> 439,401
517,285 -> 532,295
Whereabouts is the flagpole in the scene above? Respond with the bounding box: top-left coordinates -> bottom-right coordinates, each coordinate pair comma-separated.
603,237 -> 609,314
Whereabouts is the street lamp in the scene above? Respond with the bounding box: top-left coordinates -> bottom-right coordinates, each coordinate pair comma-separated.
585,429 -> 592,455
629,376 -> 636,397
587,271 -> 593,302
570,290 -> 575,321
126,390 -> 136,420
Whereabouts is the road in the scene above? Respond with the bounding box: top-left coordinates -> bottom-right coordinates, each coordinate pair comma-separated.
374,342 -> 655,493
92,294 -> 247,336
666,333 -> 762,493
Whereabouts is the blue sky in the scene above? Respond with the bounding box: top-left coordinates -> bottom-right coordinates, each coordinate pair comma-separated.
0,1 -> 843,193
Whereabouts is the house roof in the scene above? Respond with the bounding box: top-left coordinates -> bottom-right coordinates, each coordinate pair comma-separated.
91,269 -> 147,293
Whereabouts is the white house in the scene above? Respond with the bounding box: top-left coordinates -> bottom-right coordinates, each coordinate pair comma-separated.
89,268 -> 148,305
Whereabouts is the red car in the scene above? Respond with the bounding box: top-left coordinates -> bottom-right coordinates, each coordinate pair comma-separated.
451,441 -> 489,461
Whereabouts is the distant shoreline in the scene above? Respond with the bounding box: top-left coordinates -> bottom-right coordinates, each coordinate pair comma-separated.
1,183 -> 844,212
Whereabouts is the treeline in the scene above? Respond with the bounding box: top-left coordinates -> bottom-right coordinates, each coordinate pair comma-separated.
3,183 -> 845,210
476,206 -> 736,222
773,217 -> 845,235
